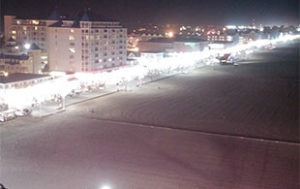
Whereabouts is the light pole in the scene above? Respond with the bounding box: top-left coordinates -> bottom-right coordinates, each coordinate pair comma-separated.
62,96 -> 65,110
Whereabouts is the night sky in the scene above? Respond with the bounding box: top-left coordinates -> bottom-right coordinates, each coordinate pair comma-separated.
3,0 -> 299,26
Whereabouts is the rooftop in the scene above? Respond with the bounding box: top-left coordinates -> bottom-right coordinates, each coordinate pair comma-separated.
0,73 -> 49,84
0,54 -> 30,61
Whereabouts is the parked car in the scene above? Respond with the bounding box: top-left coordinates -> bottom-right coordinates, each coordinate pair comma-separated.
0,110 -> 16,122
15,108 -> 32,117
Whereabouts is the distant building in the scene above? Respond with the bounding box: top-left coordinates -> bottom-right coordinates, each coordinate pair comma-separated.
127,33 -> 163,52
137,37 -> 208,53
4,10 -> 60,51
173,38 -> 208,52
140,51 -> 165,62
0,73 -> 52,90
137,38 -> 174,52
48,9 -> 127,72
0,38 -> 47,74
207,33 -> 239,44
127,51 -> 140,65
0,53 -> 31,73
4,9 -> 127,73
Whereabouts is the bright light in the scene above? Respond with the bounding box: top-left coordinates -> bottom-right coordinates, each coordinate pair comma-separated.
227,36 -> 233,41
69,35 -> 75,40
100,185 -> 112,189
32,20 -> 39,25
208,43 -> 225,49
132,47 -> 139,52
1,33 -> 299,112
245,50 -> 253,55
166,31 -> 174,38
226,25 -> 237,29
3,72 -> 9,77
24,43 -> 31,50
69,48 -> 76,53
50,71 -> 66,77
259,28 -> 264,32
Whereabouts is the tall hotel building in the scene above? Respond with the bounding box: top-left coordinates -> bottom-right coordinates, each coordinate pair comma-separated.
49,9 -> 127,72
4,9 -> 127,73
4,12 -> 59,51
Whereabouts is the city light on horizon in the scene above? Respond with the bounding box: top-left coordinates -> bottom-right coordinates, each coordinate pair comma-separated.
166,31 -> 174,38
24,43 -> 31,50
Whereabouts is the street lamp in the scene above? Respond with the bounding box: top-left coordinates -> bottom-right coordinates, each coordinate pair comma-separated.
24,43 -> 31,50
166,31 -> 174,38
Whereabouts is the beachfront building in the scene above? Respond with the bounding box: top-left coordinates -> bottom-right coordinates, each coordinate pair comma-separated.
48,9 -> 127,73
4,11 -> 60,51
0,38 -> 48,74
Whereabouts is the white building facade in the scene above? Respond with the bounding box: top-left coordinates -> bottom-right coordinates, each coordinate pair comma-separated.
4,10 -> 127,73
48,10 -> 127,73
4,15 -> 58,51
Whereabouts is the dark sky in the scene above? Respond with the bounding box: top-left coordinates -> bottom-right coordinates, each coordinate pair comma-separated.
3,0 -> 299,26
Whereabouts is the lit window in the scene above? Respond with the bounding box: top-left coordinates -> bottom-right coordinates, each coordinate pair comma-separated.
23,26 -> 27,30
12,36 -> 16,40
70,29 -> 74,33
69,36 -> 75,40
16,20 -> 21,24
227,36 -> 233,41
69,48 -> 76,53
34,26 -> 38,30
11,31 -> 16,34
32,20 -> 39,25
